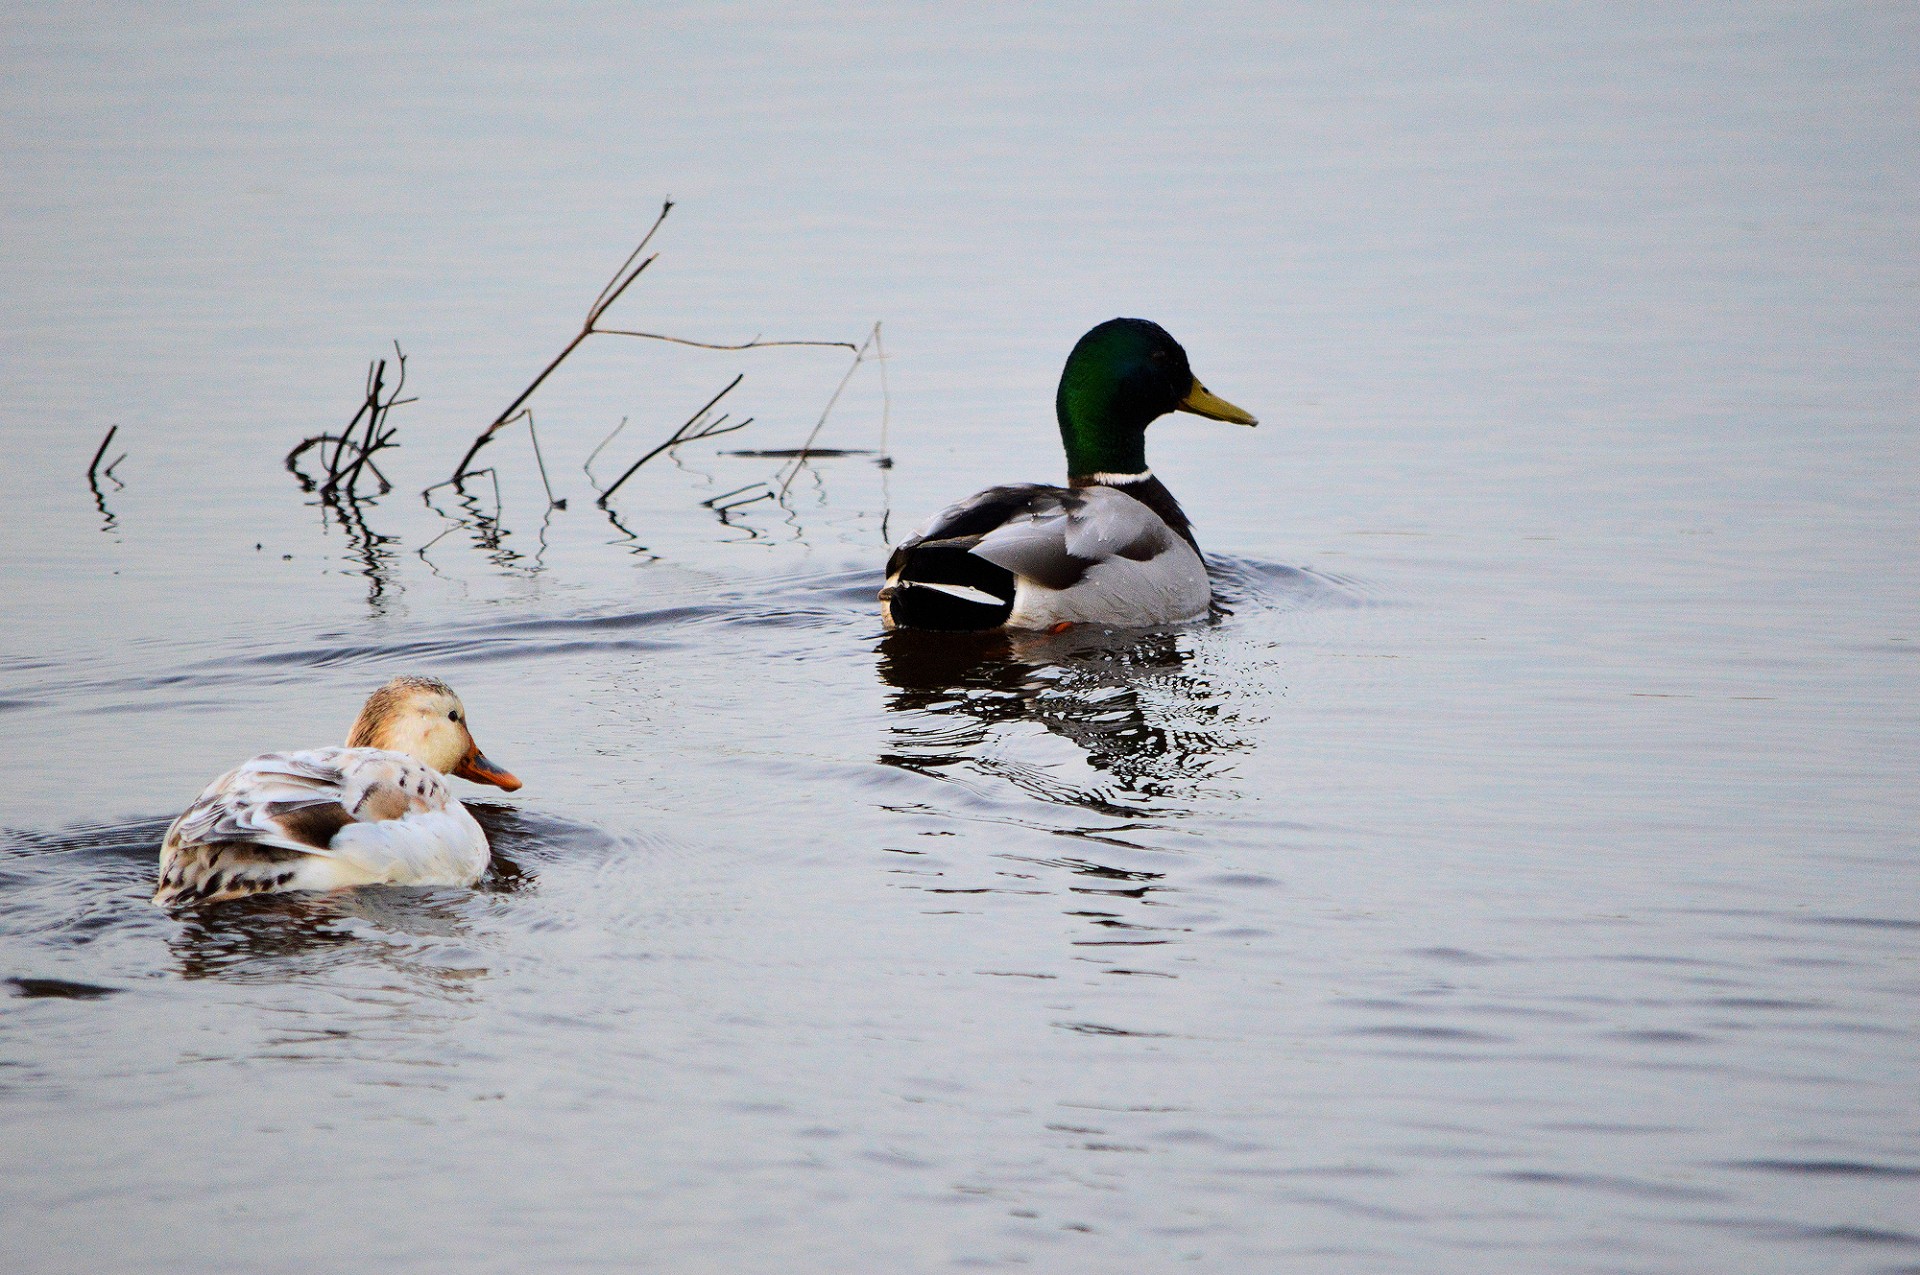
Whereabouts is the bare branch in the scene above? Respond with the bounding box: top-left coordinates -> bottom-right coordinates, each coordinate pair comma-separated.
595,328 -> 858,353
777,322 -> 881,498
588,200 -> 673,322
87,425 -> 119,480
525,409 -> 564,509
290,347 -> 409,503
443,204 -> 681,489
596,374 -> 745,506
700,481 -> 765,509
585,415 -> 630,482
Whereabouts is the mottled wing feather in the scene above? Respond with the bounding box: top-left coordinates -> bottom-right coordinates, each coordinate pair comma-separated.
165,752 -> 355,856
163,748 -> 450,859
335,753 -> 451,823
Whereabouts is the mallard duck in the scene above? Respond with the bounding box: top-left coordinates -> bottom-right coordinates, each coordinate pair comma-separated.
880,318 -> 1257,632
154,675 -> 522,907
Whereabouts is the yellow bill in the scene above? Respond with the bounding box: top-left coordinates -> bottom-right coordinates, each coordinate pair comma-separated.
1178,378 -> 1258,426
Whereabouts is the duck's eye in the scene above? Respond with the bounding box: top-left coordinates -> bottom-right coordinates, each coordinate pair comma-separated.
449,710 -> 461,723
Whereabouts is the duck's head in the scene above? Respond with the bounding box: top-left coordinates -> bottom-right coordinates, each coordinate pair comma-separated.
346,675 -> 522,791
1055,317 -> 1257,481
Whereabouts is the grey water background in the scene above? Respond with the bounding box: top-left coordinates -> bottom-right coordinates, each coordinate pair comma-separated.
3,3 -> 1917,1271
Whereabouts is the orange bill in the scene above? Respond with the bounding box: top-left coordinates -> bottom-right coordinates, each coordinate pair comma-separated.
455,746 -> 522,792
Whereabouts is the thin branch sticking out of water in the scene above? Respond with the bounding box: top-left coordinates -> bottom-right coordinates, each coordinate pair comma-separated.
594,329 -> 857,354
286,345 -> 413,501
775,321 -> 887,499
594,374 -> 753,507
87,425 -> 125,484
436,201 -> 675,491
432,199 -> 863,500
86,424 -> 126,531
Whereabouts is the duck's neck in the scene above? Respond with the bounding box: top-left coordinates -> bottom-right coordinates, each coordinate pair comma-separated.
1057,368 -> 1155,480
1070,470 -> 1200,554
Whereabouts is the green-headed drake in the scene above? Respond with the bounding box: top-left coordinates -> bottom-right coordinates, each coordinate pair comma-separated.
881,317 -> 1257,632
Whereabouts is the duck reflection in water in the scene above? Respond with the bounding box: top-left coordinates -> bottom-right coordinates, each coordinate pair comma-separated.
876,626 -> 1248,817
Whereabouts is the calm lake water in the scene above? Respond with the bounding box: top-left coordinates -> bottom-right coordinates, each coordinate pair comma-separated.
3,4 -> 1916,1271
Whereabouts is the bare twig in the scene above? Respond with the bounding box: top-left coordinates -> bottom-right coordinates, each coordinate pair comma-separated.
712,489 -> 774,515
286,346 -> 410,507
776,322 -> 883,498
584,415 -> 631,483
700,481 -> 766,509
595,329 -> 858,353
439,201 -> 676,489
875,320 -> 892,467
595,374 -> 747,506
87,425 -> 119,481
524,410 -> 564,509
589,200 -> 674,321
86,425 -> 124,531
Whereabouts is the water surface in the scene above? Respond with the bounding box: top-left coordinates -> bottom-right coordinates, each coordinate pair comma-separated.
2,4 -> 1916,1272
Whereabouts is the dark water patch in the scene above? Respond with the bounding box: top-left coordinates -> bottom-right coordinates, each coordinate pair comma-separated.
1408,946 -> 1508,965
1799,1226 -> 1920,1247
2,817 -> 174,862
1284,1192 -> 1425,1223
1610,1029 -> 1707,1043
467,803 -> 625,870
1491,1170 -> 1727,1202
1535,1121 -> 1691,1135
1270,1163 -> 1400,1180
1699,996 -> 1828,1011
1347,1025 -> 1509,1043
1008,856 -> 1163,883
1059,1102 -> 1188,1114
1691,1217 -> 1920,1250
1597,952 -> 1723,967
1052,1021 -> 1175,1039
7,976 -> 122,999
1728,1159 -> 1920,1179
0,818 -> 173,945
1202,871 -> 1282,889
1800,915 -> 1920,932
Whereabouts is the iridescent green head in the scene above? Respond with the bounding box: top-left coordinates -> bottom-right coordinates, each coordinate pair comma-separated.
1054,318 -> 1257,481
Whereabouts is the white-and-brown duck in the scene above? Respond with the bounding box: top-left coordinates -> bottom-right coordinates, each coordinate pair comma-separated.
154,675 -> 522,907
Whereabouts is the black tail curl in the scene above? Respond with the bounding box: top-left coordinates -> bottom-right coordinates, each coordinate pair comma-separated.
881,539 -> 1016,632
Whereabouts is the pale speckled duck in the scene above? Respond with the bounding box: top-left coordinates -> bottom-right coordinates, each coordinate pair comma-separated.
880,318 -> 1258,632
154,676 -> 521,907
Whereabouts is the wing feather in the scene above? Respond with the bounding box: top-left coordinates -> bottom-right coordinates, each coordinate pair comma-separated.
969,486 -> 1179,589
162,748 -> 450,859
